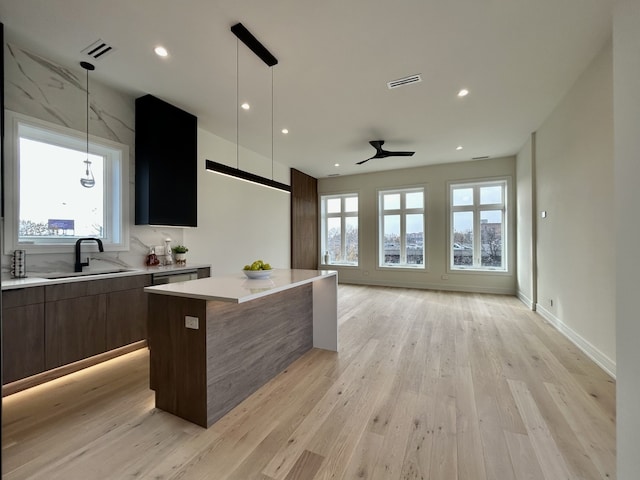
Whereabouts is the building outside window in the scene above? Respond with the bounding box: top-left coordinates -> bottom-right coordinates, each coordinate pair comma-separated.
4,111 -> 128,253
450,179 -> 507,271
320,193 -> 358,265
378,187 -> 425,268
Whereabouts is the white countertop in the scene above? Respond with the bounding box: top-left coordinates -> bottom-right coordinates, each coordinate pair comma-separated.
1,264 -> 211,290
145,269 -> 337,303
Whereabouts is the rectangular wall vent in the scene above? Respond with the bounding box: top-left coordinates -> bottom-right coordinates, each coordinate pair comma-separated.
81,39 -> 115,60
387,74 -> 422,89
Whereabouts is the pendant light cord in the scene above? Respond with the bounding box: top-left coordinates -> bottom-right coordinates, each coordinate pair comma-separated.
236,38 -> 239,170
86,66 -> 89,162
271,67 -> 274,181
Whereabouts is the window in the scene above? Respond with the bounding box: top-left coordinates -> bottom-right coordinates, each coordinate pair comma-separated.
320,193 -> 358,265
4,111 -> 129,253
378,187 -> 425,268
450,180 -> 507,271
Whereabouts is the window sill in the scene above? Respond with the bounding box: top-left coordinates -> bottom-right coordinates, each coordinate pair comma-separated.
449,267 -> 510,275
321,263 -> 359,269
377,265 -> 427,273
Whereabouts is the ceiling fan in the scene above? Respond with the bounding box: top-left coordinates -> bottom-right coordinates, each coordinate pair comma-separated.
356,140 -> 415,165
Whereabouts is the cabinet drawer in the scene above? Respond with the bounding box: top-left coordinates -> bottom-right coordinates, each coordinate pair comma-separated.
86,274 -> 152,295
2,287 -> 45,308
45,282 -> 88,302
45,274 -> 153,300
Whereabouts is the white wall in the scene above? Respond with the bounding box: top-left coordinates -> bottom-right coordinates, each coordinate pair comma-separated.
516,134 -> 535,308
533,42 -> 615,375
318,156 -> 516,294
614,0 -> 640,475
186,128 -> 290,274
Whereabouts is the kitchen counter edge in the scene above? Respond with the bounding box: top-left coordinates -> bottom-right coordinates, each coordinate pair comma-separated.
1,264 -> 212,291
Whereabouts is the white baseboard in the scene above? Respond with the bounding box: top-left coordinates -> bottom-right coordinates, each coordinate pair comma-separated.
338,278 -> 516,295
517,291 -> 535,310
536,304 -> 616,378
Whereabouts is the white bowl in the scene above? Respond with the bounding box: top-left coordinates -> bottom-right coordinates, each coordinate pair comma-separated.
242,269 -> 273,279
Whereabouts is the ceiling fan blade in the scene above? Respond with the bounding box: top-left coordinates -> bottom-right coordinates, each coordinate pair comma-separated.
388,151 -> 414,156
358,140 -> 414,165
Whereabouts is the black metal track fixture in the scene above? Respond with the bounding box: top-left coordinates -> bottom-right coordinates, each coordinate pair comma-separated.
206,22 -> 289,192
205,160 -> 291,192
230,23 -> 278,67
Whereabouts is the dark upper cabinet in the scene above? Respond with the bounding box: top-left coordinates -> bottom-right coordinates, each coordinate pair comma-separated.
135,94 -> 197,227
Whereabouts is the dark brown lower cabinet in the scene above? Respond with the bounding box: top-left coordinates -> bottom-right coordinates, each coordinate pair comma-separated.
106,287 -> 148,350
45,294 -> 107,370
3,271 -> 198,385
2,287 -> 45,383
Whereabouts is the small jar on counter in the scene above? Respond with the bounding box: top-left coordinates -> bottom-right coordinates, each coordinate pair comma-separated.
146,247 -> 160,266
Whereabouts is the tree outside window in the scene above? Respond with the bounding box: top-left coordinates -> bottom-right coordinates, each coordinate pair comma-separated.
379,188 -> 425,268
450,181 -> 507,271
321,194 -> 358,265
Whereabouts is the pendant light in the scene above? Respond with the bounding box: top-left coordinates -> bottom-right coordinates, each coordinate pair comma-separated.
80,61 -> 95,188
206,23 -> 290,193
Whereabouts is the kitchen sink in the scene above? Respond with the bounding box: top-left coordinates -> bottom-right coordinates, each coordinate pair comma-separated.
38,268 -> 138,279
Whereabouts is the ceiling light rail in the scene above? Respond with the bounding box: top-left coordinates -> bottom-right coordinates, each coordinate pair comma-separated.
213,22 -> 289,193
206,160 -> 291,192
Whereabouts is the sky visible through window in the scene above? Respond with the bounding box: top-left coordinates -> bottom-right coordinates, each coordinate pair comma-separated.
19,138 -> 104,237
452,185 -> 503,231
382,191 -> 423,236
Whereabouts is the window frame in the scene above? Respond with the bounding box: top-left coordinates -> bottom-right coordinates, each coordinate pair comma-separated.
448,178 -> 508,273
320,192 -> 359,267
377,186 -> 426,270
3,110 -> 130,254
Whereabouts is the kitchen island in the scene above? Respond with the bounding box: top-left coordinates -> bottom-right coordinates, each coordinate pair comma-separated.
144,269 -> 338,428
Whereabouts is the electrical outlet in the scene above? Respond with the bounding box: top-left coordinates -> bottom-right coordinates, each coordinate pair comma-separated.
185,316 -> 199,329
441,274 -> 449,280
155,245 -> 166,256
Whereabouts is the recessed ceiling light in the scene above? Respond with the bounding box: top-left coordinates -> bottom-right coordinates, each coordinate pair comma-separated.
457,88 -> 469,97
334,163 -> 340,167
456,145 -> 463,150
241,103 -> 250,110
281,128 -> 289,134
154,46 -> 168,57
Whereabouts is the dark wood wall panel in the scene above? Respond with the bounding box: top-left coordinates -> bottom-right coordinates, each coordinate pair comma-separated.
290,168 -> 318,269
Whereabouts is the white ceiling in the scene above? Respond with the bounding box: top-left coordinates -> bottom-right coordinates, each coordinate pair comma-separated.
0,0 -> 613,179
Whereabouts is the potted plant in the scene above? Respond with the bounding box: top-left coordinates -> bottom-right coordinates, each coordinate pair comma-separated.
172,245 -> 189,264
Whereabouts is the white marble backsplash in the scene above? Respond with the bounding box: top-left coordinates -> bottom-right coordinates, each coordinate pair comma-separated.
2,40 -> 185,275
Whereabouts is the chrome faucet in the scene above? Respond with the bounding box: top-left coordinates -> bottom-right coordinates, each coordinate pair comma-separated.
75,238 -> 104,272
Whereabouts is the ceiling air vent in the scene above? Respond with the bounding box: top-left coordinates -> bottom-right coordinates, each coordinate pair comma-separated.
81,39 -> 115,60
472,156 -> 491,160
387,74 -> 422,90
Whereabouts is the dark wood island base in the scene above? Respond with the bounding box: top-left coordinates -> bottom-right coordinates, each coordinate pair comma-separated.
146,270 -> 337,428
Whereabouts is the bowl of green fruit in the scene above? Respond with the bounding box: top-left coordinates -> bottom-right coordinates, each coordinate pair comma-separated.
243,260 -> 273,279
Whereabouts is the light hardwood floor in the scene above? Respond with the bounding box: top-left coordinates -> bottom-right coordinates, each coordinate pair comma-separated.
1,285 -> 615,479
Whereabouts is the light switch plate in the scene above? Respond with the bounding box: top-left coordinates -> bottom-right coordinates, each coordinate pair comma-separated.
185,316 -> 199,329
